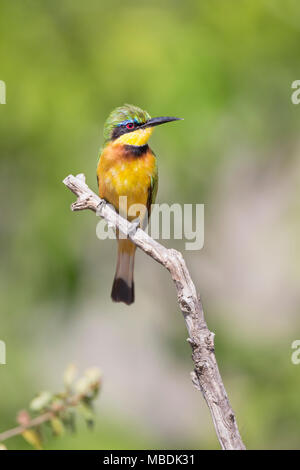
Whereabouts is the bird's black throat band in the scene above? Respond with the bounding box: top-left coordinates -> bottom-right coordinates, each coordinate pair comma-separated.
124,144 -> 149,157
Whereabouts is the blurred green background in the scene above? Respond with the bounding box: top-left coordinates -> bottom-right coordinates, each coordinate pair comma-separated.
1,0 -> 300,450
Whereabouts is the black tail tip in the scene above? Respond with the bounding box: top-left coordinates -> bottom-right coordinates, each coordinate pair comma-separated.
111,278 -> 135,305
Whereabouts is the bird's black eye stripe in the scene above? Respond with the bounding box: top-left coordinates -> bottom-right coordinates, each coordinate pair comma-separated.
111,120 -> 140,140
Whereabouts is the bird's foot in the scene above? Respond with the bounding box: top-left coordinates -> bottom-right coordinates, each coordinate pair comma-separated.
96,198 -> 106,216
128,217 -> 140,238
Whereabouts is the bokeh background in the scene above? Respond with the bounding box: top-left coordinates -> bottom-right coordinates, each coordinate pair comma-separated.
1,0 -> 300,450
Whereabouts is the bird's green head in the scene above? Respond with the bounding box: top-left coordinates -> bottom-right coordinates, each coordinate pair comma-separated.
103,104 -> 181,147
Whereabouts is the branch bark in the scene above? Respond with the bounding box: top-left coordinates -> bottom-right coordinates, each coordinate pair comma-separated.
63,173 -> 246,450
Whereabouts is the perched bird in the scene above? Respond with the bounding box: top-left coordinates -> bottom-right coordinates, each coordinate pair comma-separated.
97,104 -> 181,305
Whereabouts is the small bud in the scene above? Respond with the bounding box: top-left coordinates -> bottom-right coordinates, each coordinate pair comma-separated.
30,391 -> 52,412
17,410 -> 31,427
75,376 -> 90,395
50,417 -> 65,436
64,364 -> 78,390
22,430 -> 43,450
84,367 -> 102,384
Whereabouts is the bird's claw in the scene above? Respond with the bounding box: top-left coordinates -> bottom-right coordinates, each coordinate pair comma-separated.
127,218 -> 140,238
96,199 -> 106,216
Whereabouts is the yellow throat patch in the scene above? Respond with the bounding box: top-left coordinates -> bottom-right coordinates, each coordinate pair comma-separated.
113,127 -> 154,146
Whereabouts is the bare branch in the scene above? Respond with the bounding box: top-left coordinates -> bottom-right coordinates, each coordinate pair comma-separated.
63,174 -> 246,450
0,412 -> 53,442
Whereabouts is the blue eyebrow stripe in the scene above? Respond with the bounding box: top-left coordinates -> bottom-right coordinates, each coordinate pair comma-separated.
117,118 -> 139,127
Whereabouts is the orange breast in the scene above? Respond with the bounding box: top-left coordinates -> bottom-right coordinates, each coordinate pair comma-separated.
97,143 -> 157,221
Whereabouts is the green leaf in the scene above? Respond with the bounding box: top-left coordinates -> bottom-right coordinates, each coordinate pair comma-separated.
62,410 -> 76,434
77,402 -> 95,428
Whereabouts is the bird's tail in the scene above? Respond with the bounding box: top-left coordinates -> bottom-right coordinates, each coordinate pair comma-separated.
111,239 -> 136,305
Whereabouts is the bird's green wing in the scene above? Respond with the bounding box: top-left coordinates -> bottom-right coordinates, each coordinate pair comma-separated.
147,162 -> 158,217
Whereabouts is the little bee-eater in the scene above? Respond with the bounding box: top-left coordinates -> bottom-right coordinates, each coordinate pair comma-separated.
97,104 -> 181,305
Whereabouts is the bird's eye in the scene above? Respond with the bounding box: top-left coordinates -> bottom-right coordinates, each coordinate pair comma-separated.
126,122 -> 134,129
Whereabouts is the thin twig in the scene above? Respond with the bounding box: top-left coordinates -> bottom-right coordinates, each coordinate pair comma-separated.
0,412 -> 54,442
62,173 -> 246,450
0,383 -> 98,443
